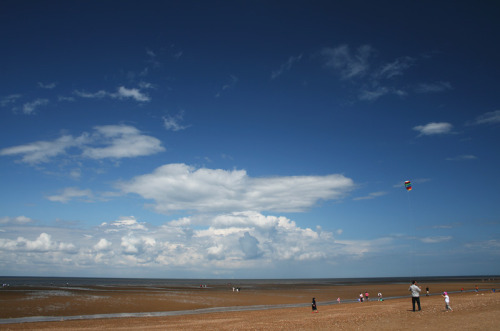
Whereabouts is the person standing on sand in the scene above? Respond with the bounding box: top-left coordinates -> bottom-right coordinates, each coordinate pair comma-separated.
442,292 -> 453,311
312,297 -> 318,313
409,280 -> 422,311
426,286 -> 429,296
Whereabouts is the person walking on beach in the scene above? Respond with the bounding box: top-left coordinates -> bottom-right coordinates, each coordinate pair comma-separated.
426,286 -> 429,296
312,297 -> 318,313
409,280 -> 421,311
442,292 -> 453,311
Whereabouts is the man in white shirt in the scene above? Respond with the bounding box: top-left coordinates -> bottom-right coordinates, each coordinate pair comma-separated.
409,280 -> 422,311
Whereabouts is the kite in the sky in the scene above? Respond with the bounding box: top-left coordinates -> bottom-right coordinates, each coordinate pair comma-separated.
404,180 -> 412,191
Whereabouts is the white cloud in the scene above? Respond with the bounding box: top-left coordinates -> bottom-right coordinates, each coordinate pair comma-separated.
116,86 -> 150,102
0,216 -> 33,224
73,85 -> 150,102
119,163 -> 354,214
0,134 -> 88,164
413,122 -> 453,136
82,125 -> 164,159
0,233 -> 75,253
22,98 -> 49,114
0,124 -> 164,164
271,54 -> 303,80
94,238 -> 112,251
46,187 -> 93,203
473,110 -> 500,125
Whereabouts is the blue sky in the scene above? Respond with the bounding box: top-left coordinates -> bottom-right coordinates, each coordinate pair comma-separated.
1,1 -> 499,279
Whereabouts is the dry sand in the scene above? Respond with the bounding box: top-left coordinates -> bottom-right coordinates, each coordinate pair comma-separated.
1,280 -> 499,330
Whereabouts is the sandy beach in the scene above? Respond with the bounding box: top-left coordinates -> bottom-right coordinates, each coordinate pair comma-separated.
1,279 -> 498,330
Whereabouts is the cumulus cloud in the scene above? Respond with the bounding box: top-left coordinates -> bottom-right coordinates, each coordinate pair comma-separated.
413,122 -> 453,136
118,163 -> 354,214
0,233 -> 75,253
0,124 -> 164,164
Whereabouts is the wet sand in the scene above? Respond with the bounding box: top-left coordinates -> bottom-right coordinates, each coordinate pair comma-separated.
1,280 -> 498,330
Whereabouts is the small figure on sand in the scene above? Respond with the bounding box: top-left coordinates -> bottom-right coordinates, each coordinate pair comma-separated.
442,292 -> 453,311
377,292 -> 383,301
426,286 -> 429,296
364,291 -> 369,301
337,297 -> 341,304
409,280 -> 422,311
359,293 -> 364,302
312,297 -> 318,313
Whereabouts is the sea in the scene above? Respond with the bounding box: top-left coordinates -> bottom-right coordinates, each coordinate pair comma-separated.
1,275 -> 496,288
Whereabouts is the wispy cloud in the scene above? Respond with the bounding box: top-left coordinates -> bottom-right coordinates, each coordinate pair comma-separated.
353,191 -> 387,201
413,122 -> 454,136
271,54 -> 303,80
163,111 -> 189,131
420,236 -> 452,243
81,125 -> 164,159
119,163 -> 354,214
74,85 -> 151,102
320,44 -> 451,102
215,75 -> 238,98
0,94 -> 22,107
415,81 -> 452,93
0,216 -> 34,224
0,134 -> 88,163
321,44 -> 374,80
0,124 -> 164,164
21,98 -> 49,114
46,187 -> 93,203
472,110 -> 500,125
38,82 -> 57,89
446,155 -> 477,161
